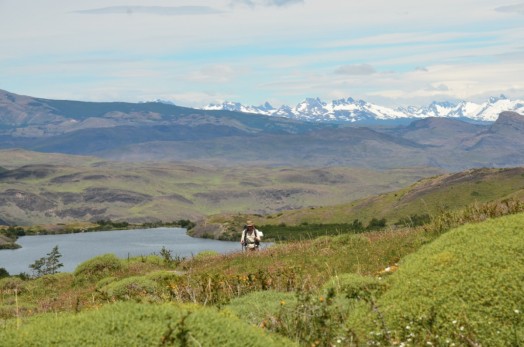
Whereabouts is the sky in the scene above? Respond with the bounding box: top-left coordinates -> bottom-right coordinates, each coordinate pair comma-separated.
1,0 -> 524,108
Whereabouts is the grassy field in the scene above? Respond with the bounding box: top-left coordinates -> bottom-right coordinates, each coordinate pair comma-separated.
0,199 -> 522,345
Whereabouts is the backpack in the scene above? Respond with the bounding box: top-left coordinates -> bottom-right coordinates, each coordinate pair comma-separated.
242,226 -> 260,247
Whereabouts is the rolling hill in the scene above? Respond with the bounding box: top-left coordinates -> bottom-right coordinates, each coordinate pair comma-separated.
199,166 -> 524,237
0,149 -> 442,226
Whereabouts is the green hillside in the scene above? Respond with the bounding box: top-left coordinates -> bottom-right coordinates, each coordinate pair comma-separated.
229,167 -> 524,228
353,212 -> 524,345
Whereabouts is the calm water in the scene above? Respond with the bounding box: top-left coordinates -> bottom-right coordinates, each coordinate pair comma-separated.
0,228 -> 245,275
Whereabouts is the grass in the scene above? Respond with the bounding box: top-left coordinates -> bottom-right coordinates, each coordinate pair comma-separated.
1,195 -> 523,345
361,212 -> 524,346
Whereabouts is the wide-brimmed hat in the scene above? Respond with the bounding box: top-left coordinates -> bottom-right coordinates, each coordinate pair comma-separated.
246,220 -> 254,227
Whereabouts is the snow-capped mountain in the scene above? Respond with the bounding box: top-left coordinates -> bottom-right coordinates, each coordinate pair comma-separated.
203,101 -> 276,115
202,95 -> 524,123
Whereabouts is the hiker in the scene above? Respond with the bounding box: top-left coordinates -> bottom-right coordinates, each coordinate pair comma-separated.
240,220 -> 262,251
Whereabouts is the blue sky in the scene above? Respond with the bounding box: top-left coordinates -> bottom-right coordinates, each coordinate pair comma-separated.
1,0 -> 523,108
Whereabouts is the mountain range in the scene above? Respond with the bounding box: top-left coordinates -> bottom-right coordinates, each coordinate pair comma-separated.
1,89 -> 524,170
203,95 -> 524,124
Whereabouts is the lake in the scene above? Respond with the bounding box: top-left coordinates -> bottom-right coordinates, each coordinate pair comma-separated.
0,227 -> 247,275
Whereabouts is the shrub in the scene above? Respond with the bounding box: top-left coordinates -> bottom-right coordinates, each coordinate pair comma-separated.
98,276 -> 161,302
95,277 -> 118,291
0,302 -> 295,346
145,270 -> 179,285
73,254 -> 123,285
263,289 -> 358,347
0,277 -> 25,294
226,290 -> 297,325
321,273 -> 388,302
127,254 -> 165,266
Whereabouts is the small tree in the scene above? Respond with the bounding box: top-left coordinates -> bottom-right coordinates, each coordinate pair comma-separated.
29,245 -> 63,278
0,267 -> 9,279
366,217 -> 387,230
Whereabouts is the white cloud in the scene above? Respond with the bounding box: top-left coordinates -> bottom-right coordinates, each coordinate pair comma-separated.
231,0 -> 304,8
1,0 -> 523,107
75,6 -> 223,16
186,64 -> 241,83
495,3 -> 524,15
334,64 -> 376,76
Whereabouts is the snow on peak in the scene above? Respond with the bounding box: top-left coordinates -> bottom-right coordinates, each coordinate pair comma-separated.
200,96 -> 524,123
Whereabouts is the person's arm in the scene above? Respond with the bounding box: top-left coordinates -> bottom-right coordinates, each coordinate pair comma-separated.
240,229 -> 246,244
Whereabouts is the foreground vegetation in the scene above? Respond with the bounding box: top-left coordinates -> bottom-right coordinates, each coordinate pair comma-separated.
1,198 -> 523,345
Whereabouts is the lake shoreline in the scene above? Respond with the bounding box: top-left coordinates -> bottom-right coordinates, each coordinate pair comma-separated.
0,227 -> 241,275
0,219 -> 196,251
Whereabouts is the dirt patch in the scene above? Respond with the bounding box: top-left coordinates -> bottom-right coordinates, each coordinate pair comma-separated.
255,188 -> 313,201
42,191 -> 83,204
0,189 -> 56,211
160,193 -> 194,205
0,165 -> 56,181
194,191 -> 250,204
280,169 -> 348,185
83,174 -> 108,180
49,173 -> 83,183
194,188 -> 312,204
83,187 -> 152,204
55,207 -> 108,219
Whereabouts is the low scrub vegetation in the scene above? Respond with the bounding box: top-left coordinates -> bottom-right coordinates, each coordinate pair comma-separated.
0,199 -> 523,345
0,302 -> 294,346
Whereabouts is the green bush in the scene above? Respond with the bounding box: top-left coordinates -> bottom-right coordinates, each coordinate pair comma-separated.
321,273 -> 388,302
368,212 -> 524,346
0,302 -> 296,346
127,254 -> 164,266
145,270 -> 180,287
262,289 -> 357,347
95,276 -> 118,291
73,254 -> 123,285
0,277 -> 26,294
226,290 -> 297,325
98,276 -> 161,302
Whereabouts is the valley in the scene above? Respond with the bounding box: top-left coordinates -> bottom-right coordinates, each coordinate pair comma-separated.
0,149 -> 442,226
